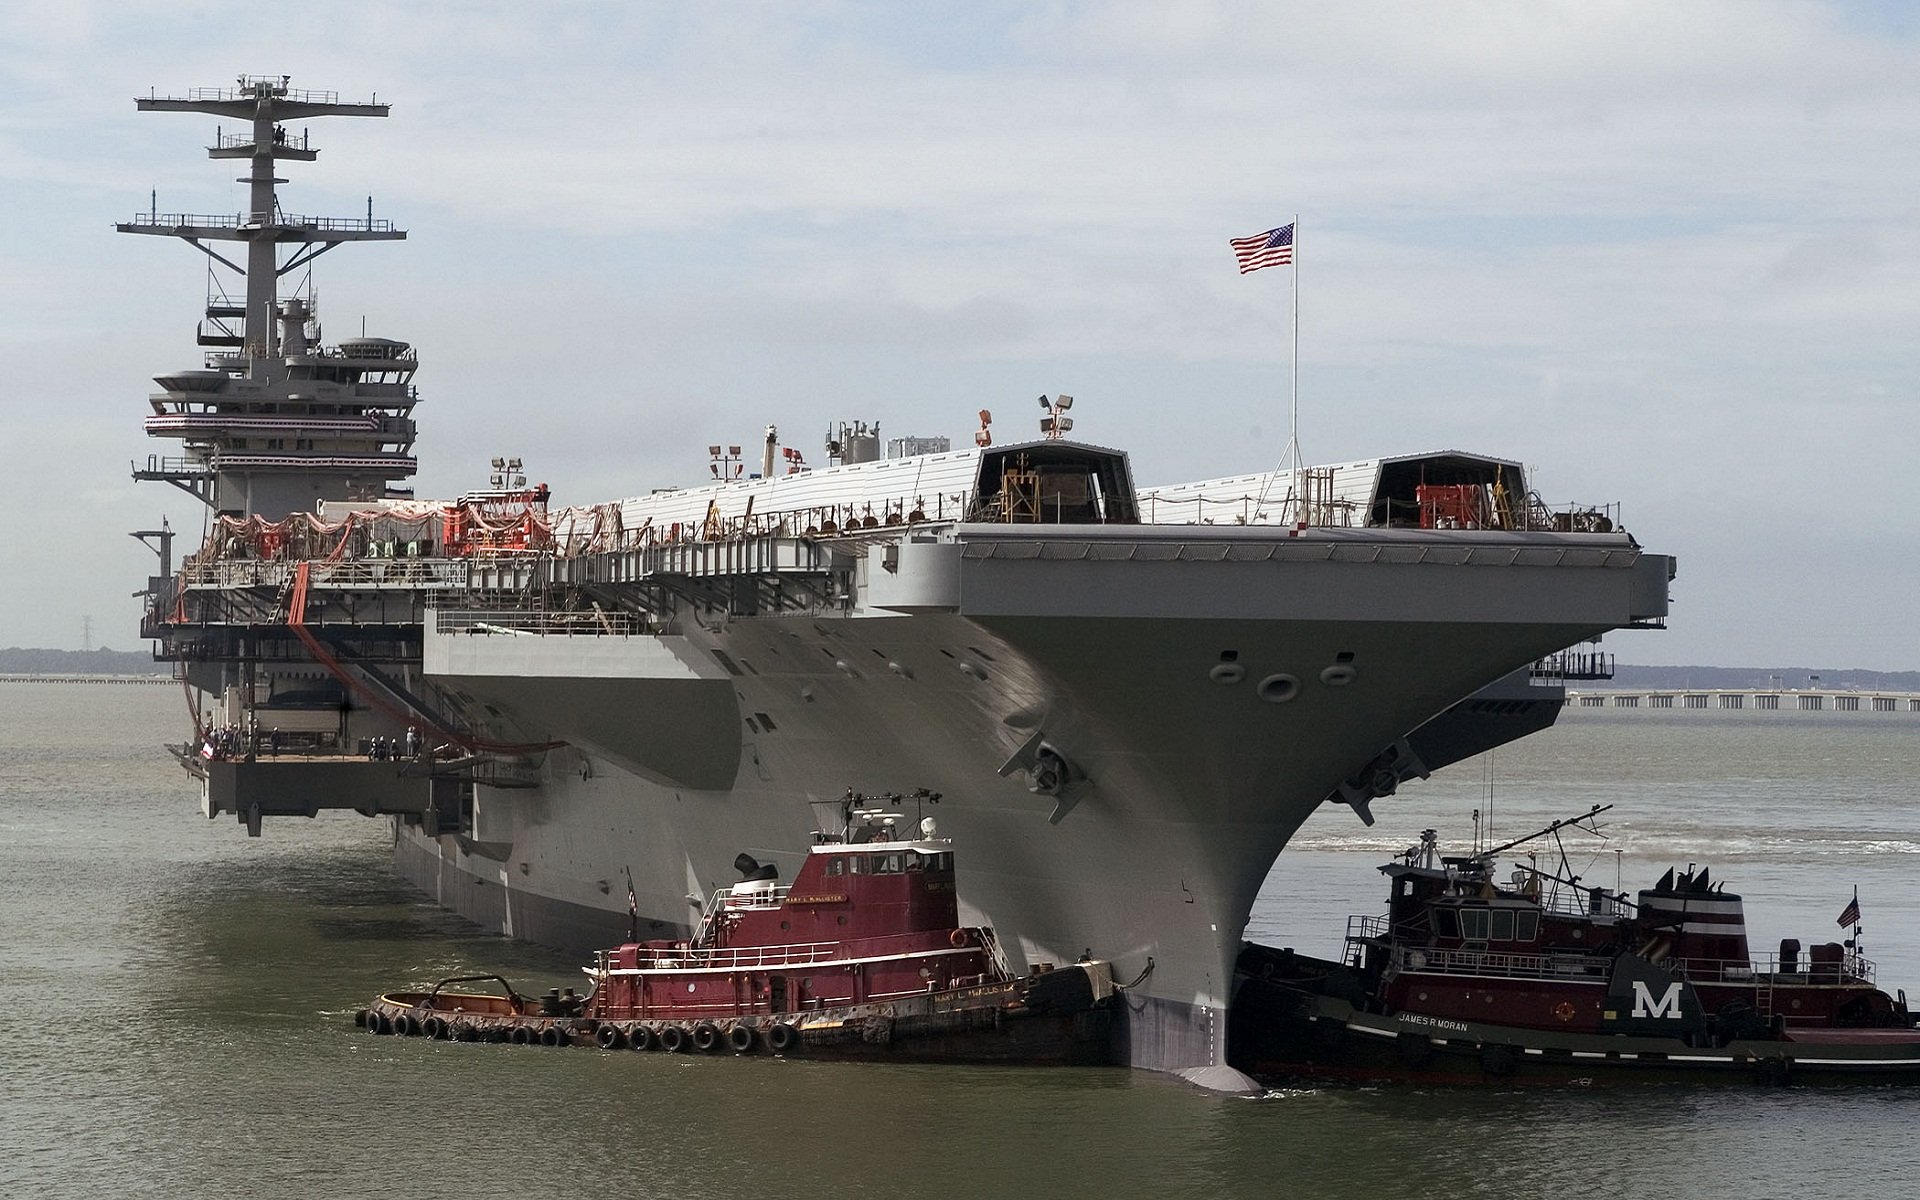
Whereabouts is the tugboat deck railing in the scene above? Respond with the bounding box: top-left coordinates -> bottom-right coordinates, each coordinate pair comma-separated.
1387,944 -> 1615,981
720,884 -> 792,911
1350,918 -> 1877,987
626,940 -> 840,971
611,938 -> 977,973
1667,952 -> 1876,987
1346,914 -> 1389,945
1530,884 -> 1634,920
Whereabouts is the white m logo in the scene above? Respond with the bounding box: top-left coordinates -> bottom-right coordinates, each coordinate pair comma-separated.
1630,980 -> 1684,1019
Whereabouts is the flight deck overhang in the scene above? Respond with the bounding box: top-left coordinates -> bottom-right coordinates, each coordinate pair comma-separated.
866,524 -> 1672,629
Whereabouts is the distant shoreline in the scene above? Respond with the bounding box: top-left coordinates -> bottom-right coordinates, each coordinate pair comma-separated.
0,674 -> 173,685
0,648 -> 169,676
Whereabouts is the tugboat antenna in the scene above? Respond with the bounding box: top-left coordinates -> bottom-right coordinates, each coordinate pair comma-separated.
1477,803 -> 1613,863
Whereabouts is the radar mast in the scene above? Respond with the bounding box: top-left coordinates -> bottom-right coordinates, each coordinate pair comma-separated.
120,74 -> 416,518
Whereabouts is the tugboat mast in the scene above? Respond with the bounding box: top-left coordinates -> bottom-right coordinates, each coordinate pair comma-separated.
120,74 -> 414,517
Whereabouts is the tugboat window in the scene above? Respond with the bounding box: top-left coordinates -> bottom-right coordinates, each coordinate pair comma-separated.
1434,909 -> 1459,939
1460,909 -> 1489,941
1516,911 -> 1539,941
1490,909 -> 1515,941
826,858 -> 844,876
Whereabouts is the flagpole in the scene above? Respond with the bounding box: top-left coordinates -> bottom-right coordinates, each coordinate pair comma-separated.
625,865 -> 639,942
1290,213 -> 1301,524
1234,219 -> 1302,523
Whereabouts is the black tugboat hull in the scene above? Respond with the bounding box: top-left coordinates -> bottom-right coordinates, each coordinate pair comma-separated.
1230,946 -> 1920,1086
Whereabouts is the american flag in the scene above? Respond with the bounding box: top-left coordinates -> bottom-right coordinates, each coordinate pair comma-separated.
1231,223 -> 1295,273
625,867 -> 640,939
1838,895 -> 1861,928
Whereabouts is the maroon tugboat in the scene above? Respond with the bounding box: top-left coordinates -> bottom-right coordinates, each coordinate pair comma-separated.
1231,805 -> 1920,1084
360,793 -> 1117,1063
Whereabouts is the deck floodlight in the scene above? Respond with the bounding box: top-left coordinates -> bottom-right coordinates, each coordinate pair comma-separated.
491,456 -> 505,469
1056,395 -> 1072,410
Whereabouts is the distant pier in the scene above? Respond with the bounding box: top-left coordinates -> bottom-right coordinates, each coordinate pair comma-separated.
1566,689 -> 1920,713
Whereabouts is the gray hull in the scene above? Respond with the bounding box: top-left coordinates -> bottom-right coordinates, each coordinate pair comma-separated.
406,523 -> 1672,1087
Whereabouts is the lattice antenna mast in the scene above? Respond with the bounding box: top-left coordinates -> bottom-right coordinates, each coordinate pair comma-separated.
118,75 -> 404,377
119,76 -> 420,519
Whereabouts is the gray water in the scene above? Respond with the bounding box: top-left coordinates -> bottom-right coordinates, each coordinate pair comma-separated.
4,683 -> 1917,1199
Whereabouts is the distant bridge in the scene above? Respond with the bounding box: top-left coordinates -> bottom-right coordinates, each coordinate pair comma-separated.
1565,688 -> 1920,713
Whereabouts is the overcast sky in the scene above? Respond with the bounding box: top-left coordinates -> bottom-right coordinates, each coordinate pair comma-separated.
2,1 -> 1915,671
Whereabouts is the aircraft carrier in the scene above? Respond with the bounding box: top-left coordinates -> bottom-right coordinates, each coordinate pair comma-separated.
125,76 -> 1674,1092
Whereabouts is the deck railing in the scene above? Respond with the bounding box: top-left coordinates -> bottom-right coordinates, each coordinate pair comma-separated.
1387,944 -> 1614,980
120,211 -> 398,233
621,940 -> 842,972
433,608 -> 646,636
1357,935 -> 1876,987
1667,951 -> 1875,986
171,83 -> 343,105
182,558 -> 470,590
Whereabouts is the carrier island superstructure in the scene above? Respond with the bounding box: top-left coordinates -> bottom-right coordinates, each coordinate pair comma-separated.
125,77 -> 1674,1091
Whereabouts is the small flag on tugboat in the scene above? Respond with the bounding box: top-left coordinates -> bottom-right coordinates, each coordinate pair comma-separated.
1838,894 -> 1862,928
625,866 -> 640,940
1230,223 -> 1295,273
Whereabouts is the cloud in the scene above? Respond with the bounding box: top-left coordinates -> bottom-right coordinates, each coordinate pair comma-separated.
2,1 -> 1917,667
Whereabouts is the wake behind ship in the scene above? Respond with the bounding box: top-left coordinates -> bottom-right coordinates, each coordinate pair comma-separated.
124,75 -> 1674,1091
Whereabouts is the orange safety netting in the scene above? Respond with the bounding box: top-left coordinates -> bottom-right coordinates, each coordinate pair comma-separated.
194,491 -> 564,566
